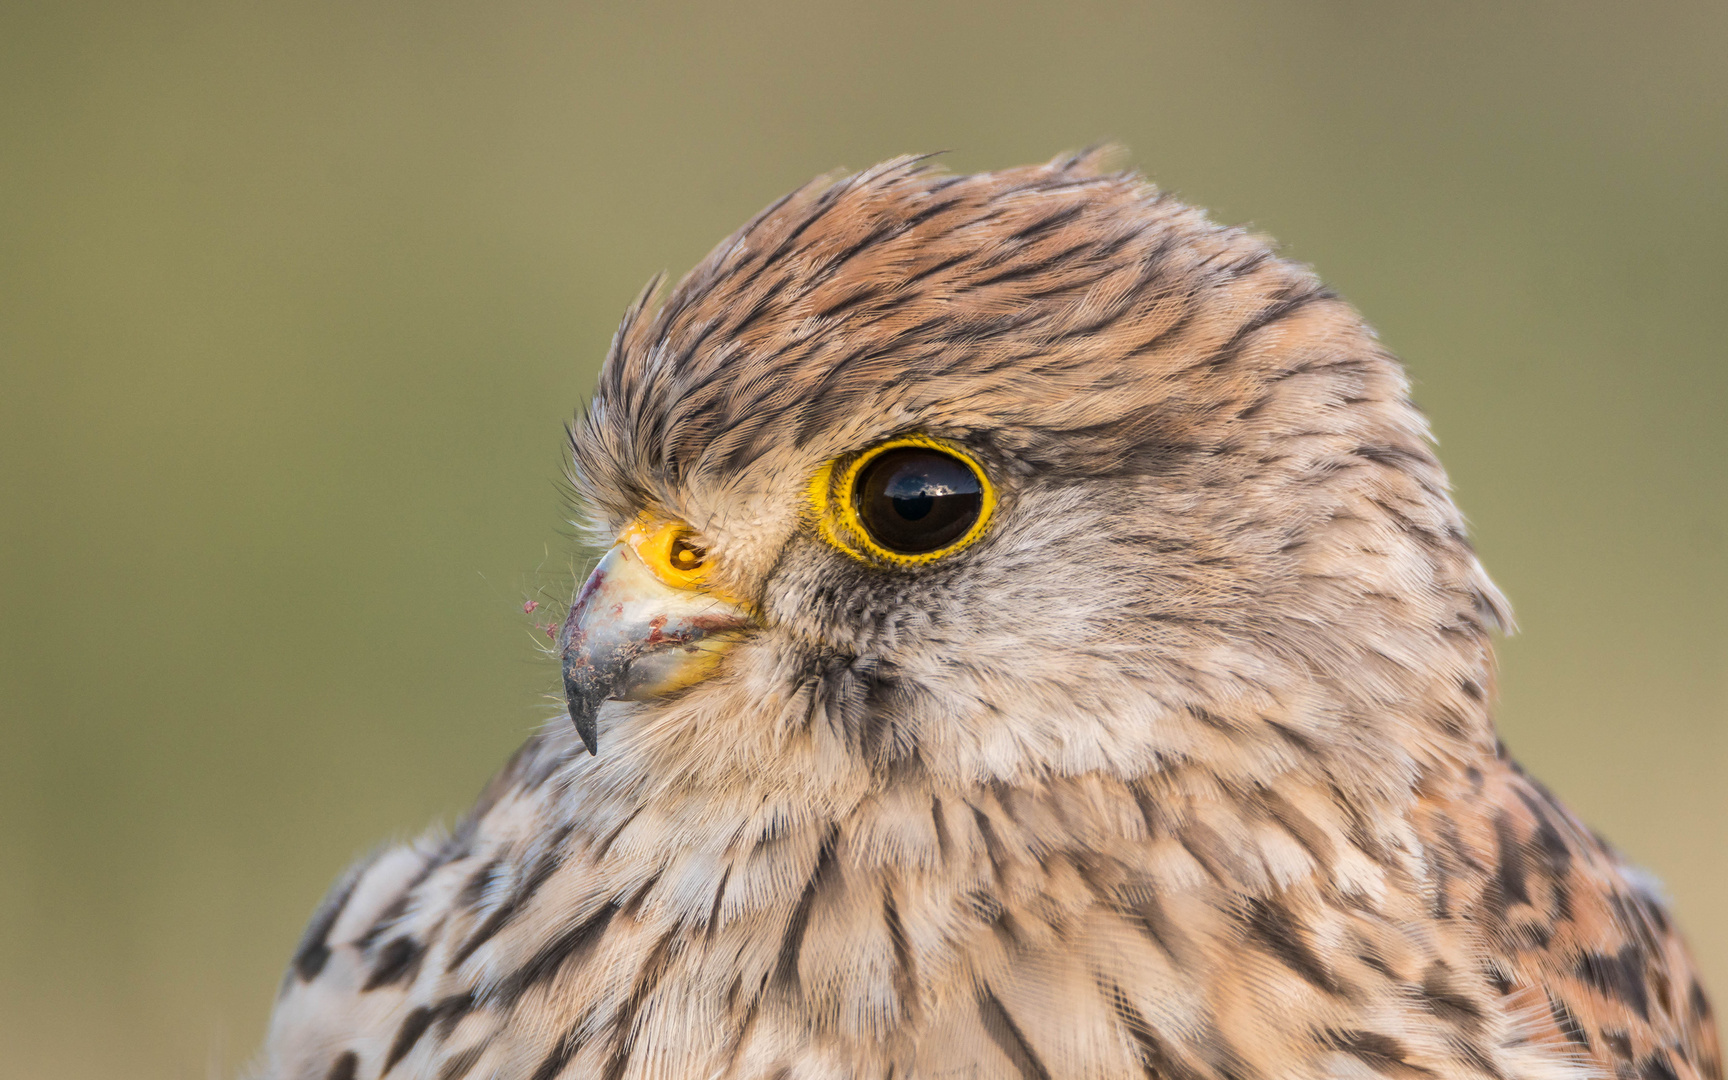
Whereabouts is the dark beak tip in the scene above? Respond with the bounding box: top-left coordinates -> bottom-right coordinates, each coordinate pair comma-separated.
564,692 -> 599,756
571,711 -> 598,756
562,668 -> 602,756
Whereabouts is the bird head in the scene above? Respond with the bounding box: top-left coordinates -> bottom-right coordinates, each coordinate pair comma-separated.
560,152 -> 1511,804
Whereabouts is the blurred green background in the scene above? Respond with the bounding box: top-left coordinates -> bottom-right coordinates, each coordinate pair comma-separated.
2,1 -> 1723,1076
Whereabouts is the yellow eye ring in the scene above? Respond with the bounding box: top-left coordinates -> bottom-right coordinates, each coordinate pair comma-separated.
808,435 -> 997,567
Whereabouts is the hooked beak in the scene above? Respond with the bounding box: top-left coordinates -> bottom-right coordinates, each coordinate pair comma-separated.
558,530 -> 754,755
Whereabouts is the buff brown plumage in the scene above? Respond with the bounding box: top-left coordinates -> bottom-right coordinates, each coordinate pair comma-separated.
251,153 -> 1720,1080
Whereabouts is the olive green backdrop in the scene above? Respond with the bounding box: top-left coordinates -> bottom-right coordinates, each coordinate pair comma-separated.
2,2 -> 1723,1076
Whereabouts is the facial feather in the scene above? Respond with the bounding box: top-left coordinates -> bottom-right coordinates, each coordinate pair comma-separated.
568,150 -> 1507,798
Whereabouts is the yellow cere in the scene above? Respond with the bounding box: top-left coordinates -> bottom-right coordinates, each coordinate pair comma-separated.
622,517 -> 720,592
808,434 -> 997,567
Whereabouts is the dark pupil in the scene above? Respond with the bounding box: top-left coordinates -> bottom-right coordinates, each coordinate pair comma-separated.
854,447 -> 983,555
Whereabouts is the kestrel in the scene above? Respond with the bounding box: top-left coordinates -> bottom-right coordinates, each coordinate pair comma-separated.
252,153 -> 1720,1080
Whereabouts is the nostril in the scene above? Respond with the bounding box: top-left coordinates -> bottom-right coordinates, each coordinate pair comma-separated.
669,535 -> 706,572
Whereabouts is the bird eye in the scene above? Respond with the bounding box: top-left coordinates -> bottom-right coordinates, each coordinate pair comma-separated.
854,447 -> 984,554
811,436 -> 995,565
